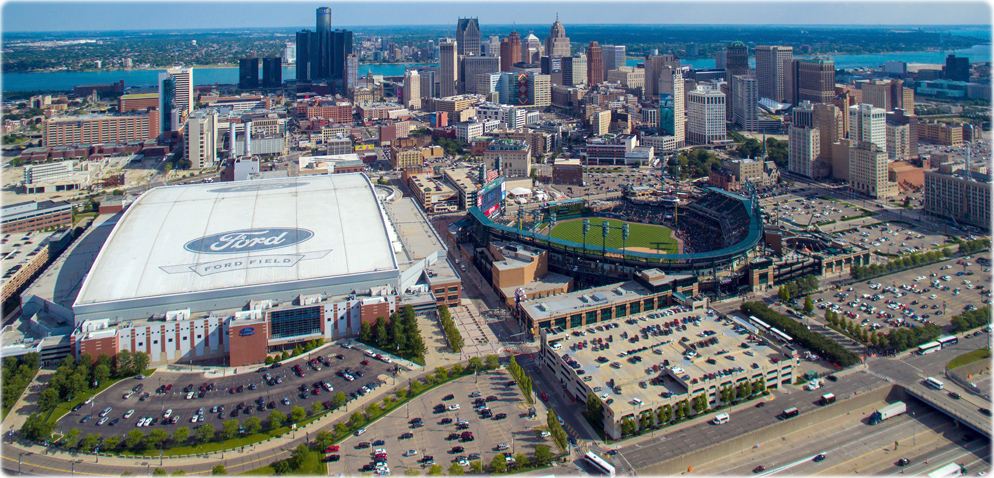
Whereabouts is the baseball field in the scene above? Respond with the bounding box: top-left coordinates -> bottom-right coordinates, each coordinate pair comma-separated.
548,217 -> 679,254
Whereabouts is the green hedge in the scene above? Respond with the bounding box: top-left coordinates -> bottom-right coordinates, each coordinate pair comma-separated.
951,307 -> 991,333
741,302 -> 860,367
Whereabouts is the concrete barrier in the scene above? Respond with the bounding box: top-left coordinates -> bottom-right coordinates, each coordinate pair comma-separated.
640,384 -> 901,475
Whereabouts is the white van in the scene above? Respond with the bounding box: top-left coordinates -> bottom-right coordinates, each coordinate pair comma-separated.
712,413 -> 730,425
805,380 -> 821,391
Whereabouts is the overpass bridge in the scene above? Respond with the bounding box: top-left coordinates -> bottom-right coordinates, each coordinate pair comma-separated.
904,381 -> 991,438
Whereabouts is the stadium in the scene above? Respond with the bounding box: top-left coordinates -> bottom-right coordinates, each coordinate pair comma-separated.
461,187 -> 765,295
54,174 -> 461,367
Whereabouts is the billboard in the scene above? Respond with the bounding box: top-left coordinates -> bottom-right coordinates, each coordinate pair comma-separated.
476,176 -> 506,217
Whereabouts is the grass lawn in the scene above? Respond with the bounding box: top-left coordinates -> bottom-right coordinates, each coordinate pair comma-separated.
948,349 -> 992,370
550,218 -> 677,253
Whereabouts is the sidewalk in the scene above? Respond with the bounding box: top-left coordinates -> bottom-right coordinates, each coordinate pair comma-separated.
1,368 -> 53,434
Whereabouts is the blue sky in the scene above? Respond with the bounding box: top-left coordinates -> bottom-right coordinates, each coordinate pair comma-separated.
2,0 -> 991,32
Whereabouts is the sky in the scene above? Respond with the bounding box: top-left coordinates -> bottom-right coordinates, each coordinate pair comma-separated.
1,0 -> 992,32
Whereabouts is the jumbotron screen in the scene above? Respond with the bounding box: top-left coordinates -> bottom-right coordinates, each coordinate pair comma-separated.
477,178 -> 506,217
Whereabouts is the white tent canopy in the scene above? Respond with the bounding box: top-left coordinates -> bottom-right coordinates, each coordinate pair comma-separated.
508,187 -> 532,197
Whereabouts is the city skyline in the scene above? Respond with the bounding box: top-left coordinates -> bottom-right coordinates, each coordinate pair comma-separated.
2,0 -> 992,32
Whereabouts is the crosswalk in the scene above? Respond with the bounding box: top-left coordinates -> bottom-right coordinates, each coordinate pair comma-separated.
865,369 -> 895,383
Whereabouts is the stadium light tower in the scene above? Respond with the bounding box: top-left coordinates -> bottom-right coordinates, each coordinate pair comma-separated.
582,218 -> 590,286
622,223 -> 630,261
601,220 -> 610,279
548,211 -> 557,245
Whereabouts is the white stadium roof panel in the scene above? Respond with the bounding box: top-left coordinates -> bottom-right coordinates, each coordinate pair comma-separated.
74,174 -> 398,308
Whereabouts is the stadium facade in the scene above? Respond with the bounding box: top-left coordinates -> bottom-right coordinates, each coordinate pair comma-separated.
66,174 -> 460,367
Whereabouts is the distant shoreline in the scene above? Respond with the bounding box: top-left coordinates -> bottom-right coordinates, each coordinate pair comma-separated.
5,62 -> 436,74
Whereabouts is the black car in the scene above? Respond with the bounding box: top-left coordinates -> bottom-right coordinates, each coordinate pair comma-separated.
80,414 -> 92,423
451,446 -> 464,453
826,375 -> 838,382
447,433 -> 460,440
980,408 -> 992,416
468,453 -> 480,461
357,442 -> 371,449
949,392 -> 961,400
494,413 -> 507,420
485,395 -> 498,402
813,454 -> 826,462
360,464 -> 373,472
325,455 -> 340,462
270,362 -> 282,369
268,401 -> 276,409
71,403 -> 85,412
443,394 -> 455,401
373,439 -> 386,446
897,458 -> 910,466
440,418 -> 453,425
400,432 -> 414,439
230,409 -> 239,418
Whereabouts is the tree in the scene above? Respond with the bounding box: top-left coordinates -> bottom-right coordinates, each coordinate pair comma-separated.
434,366 -> 448,381
449,462 -> 466,475
468,357 -> 484,372
63,428 -> 81,449
485,355 -> 500,370
93,364 -> 112,387
450,363 -> 463,376
375,317 -> 390,349
172,427 -> 190,444
281,351 -> 290,361
620,417 -> 636,436
534,444 -> 553,465
38,387 -> 60,411
221,420 -> 239,440
657,405 -> 672,424
245,416 -> 262,434
132,352 -> 150,376
360,321 -> 373,343
272,460 -> 292,475
211,465 -> 227,475
515,453 -> 530,468
265,356 -> 274,365
585,393 -> 604,425
490,454 -> 508,473
125,429 -> 145,449
102,435 -> 121,450
332,392 -> 347,410
311,402 -> 324,415
152,469 -> 167,476
195,424 -> 215,443
114,350 -> 133,378
171,471 -> 186,476
803,295 -> 814,314
266,411 -> 286,431
145,429 -> 168,448
366,402 -> 381,419
470,460 -> 485,474
349,411 -> 366,429
290,406 -> 306,423
334,423 -> 349,437
315,430 -> 335,450
427,464 -> 444,475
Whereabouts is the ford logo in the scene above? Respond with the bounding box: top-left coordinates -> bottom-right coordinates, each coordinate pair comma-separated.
184,228 -> 314,254
239,328 -> 255,337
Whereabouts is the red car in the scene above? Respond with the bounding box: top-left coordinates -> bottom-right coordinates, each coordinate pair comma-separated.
361,360 -> 370,366
325,445 -> 339,453
753,466 -> 766,473
541,393 -> 549,401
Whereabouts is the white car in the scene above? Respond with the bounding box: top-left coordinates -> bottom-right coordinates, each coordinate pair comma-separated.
163,409 -> 172,419
540,431 -> 551,438
355,428 -> 366,436
448,404 -> 460,411
186,392 -> 194,400
124,409 -> 135,418
190,415 -> 199,423
375,448 -> 387,455
404,450 -> 418,457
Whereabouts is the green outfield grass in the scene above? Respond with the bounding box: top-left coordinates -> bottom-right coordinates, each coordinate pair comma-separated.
549,218 -> 678,253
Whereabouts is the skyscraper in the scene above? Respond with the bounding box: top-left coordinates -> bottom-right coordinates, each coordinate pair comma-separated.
561,54 -> 587,87
790,58 -> 835,105
659,67 -> 685,148
523,34 -> 542,64
724,41 -> 749,120
239,58 -> 259,89
262,57 -> 282,88
285,42 -> 296,64
586,42 -> 603,86
158,67 -> 192,133
456,18 -> 481,57
600,45 -> 626,80
295,30 -> 313,82
484,36 -> 501,58
462,56 -> 500,93
403,69 -> 421,110
813,103 -> 843,163
439,41 -> 458,97
644,54 -> 680,101
687,88 -> 725,145
545,16 -> 571,59
755,45 -> 792,102
296,7 -> 353,87
732,75 -> 759,132
849,103 -> 887,153
185,110 -> 217,170
788,124 -> 820,178
507,31 -> 522,64
944,54 -> 970,82
850,141 -> 894,198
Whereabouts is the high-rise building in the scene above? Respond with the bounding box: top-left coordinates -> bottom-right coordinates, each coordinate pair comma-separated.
924,165 -> 991,229
886,123 -> 911,161
792,100 -> 815,128
262,57 -> 282,88
725,41 -> 749,119
185,110 -> 218,170
285,43 -> 296,64
687,88 -> 726,145
944,54 -> 970,82
715,49 -> 727,70
732,75 -> 758,132
295,7 -> 353,87
849,103 -> 887,153
158,67 -> 192,133
600,45 -> 626,81
887,108 -> 919,159
523,34 -> 542,64
659,67 -> 685,148
462,56 -> 500,93
790,58 -> 835,105
788,124 -> 820,178
439,41 -> 458,97
345,54 -> 359,91
644,54 -> 680,101
849,141 -> 895,199
239,58 -> 259,89
43,111 -> 160,147
755,45 -> 792,102
484,36 -> 501,58
508,31 -> 523,64
545,16 -> 571,59
812,103 -> 843,163
403,70 -> 422,110
860,79 -> 908,112
456,18 -> 481,57
561,55 -> 587,87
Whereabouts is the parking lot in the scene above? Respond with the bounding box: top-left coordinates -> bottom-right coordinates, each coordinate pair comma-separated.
60,344 -> 396,436
332,371 -> 552,474
831,221 -> 960,259
806,256 -> 991,337
764,196 -> 867,228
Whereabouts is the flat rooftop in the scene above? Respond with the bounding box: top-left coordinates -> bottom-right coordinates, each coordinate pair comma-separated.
1,229 -> 62,279
546,307 -> 789,415
522,273 -> 693,321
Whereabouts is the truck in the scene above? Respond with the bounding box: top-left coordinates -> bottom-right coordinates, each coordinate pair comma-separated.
926,463 -> 966,478
868,401 -> 906,425
820,393 -> 836,405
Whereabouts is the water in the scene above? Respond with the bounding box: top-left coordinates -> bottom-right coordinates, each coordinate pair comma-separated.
625,44 -> 991,70
1,45 -> 990,94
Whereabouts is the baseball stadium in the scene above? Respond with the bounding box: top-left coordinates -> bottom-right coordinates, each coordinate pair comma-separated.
461,187 -> 766,292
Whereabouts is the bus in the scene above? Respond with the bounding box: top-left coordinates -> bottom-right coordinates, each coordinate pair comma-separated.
923,377 -> 945,390
770,327 -> 793,344
748,316 -> 772,332
927,463 -> 965,478
781,407 -> 799,419
584,452 -> 617,477
918,342 -> 941,355
937,336 -> 959,348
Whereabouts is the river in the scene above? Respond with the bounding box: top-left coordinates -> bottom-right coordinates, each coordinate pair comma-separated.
1,45 -> 989,94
